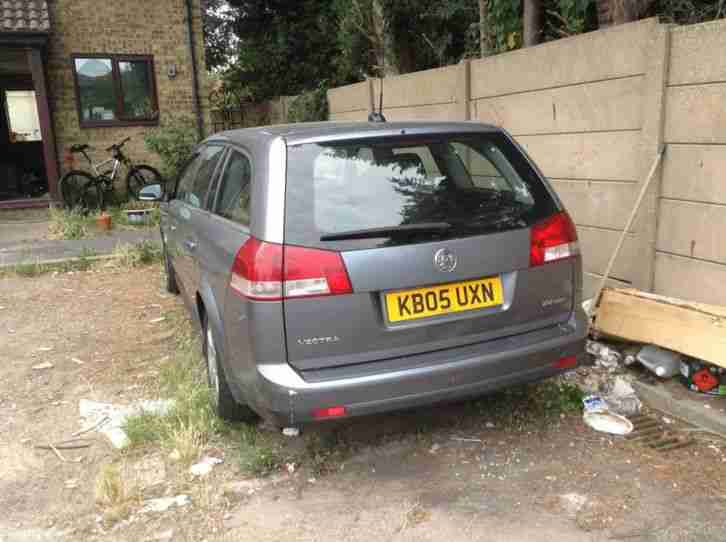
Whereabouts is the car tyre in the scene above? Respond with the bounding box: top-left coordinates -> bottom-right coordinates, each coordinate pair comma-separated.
203,315 -> 257,423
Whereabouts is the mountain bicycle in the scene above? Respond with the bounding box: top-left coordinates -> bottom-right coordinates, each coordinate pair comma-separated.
60,137 -> 162,210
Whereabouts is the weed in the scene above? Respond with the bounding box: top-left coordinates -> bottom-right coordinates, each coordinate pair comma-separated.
303,431 -> 348,476
13,260 -> 42,277
123,310 -> 220,464
95,462 -> 139,524
48,206 -> 90,240
124,412 -> 163,445
76,247 -> 97,271
113,240 -> 163,267
538,380 -> 583,414
239,427 -> 284,477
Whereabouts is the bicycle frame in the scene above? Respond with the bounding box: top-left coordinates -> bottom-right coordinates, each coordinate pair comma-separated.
92,156 -> 121,181
77,149 -> 131,187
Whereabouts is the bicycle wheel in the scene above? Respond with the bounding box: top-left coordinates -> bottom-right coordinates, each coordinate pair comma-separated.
80,181 -> 104,213
127,165 -> 163,199
60,170 -> 94,210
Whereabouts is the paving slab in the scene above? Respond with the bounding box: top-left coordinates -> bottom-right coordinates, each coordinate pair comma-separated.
0,229 -> 160,268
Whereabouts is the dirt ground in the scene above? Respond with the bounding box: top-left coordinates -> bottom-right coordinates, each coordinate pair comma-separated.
1,265 -> 726,542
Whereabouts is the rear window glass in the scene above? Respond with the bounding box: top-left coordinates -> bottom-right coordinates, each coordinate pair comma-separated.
284,133 -> 557,250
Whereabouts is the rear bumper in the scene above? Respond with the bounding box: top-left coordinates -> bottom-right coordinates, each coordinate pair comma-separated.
247,309 -> 588,426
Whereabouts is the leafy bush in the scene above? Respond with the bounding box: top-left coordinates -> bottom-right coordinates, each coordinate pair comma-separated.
143,116 -> 198,184
287,82 -> 329,123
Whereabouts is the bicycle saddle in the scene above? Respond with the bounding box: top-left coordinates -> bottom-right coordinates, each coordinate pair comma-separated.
70,144 -> 91,153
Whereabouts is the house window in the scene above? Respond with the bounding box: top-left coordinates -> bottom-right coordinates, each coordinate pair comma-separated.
72,55 -> 158,127
4,91 -> 42,142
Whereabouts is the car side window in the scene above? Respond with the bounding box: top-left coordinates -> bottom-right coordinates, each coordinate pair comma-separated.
214,150 -> 252,227
175,153 -> 203,204
186,145 -> 225,208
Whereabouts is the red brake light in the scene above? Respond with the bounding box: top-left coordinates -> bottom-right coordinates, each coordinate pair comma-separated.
552,355 -> 578,369
530,212 -> 579,267
312,405 -> 347,419
230,238 -> 352,300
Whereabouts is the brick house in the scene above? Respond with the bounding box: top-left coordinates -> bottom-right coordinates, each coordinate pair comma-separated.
0,0 -> 209,208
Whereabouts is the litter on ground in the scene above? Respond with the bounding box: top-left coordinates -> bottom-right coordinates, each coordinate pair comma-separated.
141,495 -> 191,514
189,456 -> 223,477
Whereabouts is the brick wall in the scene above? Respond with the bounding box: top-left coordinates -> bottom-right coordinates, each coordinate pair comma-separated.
46,0 -> 209,188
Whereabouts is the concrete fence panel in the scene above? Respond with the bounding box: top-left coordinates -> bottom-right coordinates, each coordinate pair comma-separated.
321,17 -> 726,304
471,77 -> 643,135
469,19 -> 653,100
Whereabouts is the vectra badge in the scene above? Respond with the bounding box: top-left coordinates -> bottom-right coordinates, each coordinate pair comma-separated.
434,248 -> 457,273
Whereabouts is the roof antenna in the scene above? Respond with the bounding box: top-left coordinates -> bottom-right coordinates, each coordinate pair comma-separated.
368,76 -> 387,123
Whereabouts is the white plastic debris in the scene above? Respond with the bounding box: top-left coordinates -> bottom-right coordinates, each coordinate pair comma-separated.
637,345 -> 682,378
189,456 -> 223,477
582,394 -> 633,436
78,398 -> 174,449
141,495 -> 190,513
583,411 -> 633,436
582,298 -> 594,314
282,427 -> 300,437
32,362 -> 54,370
605,377 -> 642,416
586,340 -> 621,369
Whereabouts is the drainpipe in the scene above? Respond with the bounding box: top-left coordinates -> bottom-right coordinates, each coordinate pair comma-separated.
185,0 -> 204,141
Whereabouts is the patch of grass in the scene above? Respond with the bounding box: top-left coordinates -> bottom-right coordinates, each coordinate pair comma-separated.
539,380 -> 584,414
113,240 -> 163,267
239,426 -> 285,477
13,260 -> 43,277
48,206 -> 91,240
95,463 -> 139,523
123,312 -> 221,464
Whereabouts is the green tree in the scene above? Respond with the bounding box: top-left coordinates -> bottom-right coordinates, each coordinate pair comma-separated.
221,0 -> 341,100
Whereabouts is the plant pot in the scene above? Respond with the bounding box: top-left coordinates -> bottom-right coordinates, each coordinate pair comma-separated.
96,213 -> 112,231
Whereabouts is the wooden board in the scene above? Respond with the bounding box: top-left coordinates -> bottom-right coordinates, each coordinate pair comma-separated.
594,288 -> 726,369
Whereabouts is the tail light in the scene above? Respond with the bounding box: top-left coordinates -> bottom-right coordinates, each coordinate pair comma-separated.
552,355 -> 578,369
230,237 -> 352,301
312,405 -> 347,419
530,212 -> 579,267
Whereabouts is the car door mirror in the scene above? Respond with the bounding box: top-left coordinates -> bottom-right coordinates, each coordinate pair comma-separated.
138,183 -> 163,202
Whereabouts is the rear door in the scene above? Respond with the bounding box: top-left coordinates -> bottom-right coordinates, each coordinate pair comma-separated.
173,144 -> 226,295
282,132 -> 577,372
199,148 -> 254,316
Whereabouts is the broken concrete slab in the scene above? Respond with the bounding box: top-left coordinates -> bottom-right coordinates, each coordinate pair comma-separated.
78,398 -> 174,449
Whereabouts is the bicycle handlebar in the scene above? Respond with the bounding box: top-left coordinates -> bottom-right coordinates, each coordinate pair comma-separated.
105,136 -> 131,153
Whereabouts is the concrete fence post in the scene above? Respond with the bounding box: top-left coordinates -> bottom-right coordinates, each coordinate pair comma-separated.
633,22 -> 671,291
456,59 -> 471,121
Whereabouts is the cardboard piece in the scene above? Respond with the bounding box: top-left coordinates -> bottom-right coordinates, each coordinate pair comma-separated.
594,288 -> 726,370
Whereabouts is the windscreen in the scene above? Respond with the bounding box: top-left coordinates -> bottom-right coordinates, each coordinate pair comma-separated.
284,133 -> 558,250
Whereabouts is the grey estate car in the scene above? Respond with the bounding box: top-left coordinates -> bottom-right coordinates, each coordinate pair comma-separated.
141,121 -> 588,426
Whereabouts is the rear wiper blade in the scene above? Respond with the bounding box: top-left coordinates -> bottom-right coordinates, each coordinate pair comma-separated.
320,222 -> 451,241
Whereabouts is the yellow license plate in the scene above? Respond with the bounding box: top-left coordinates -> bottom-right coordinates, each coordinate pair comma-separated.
385,277 -> 503,323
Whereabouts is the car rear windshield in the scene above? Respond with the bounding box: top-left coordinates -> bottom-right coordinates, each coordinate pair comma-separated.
284,132 -> 558,250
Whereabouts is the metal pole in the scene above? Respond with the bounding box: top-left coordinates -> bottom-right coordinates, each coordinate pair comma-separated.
587,147 -> 665,317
